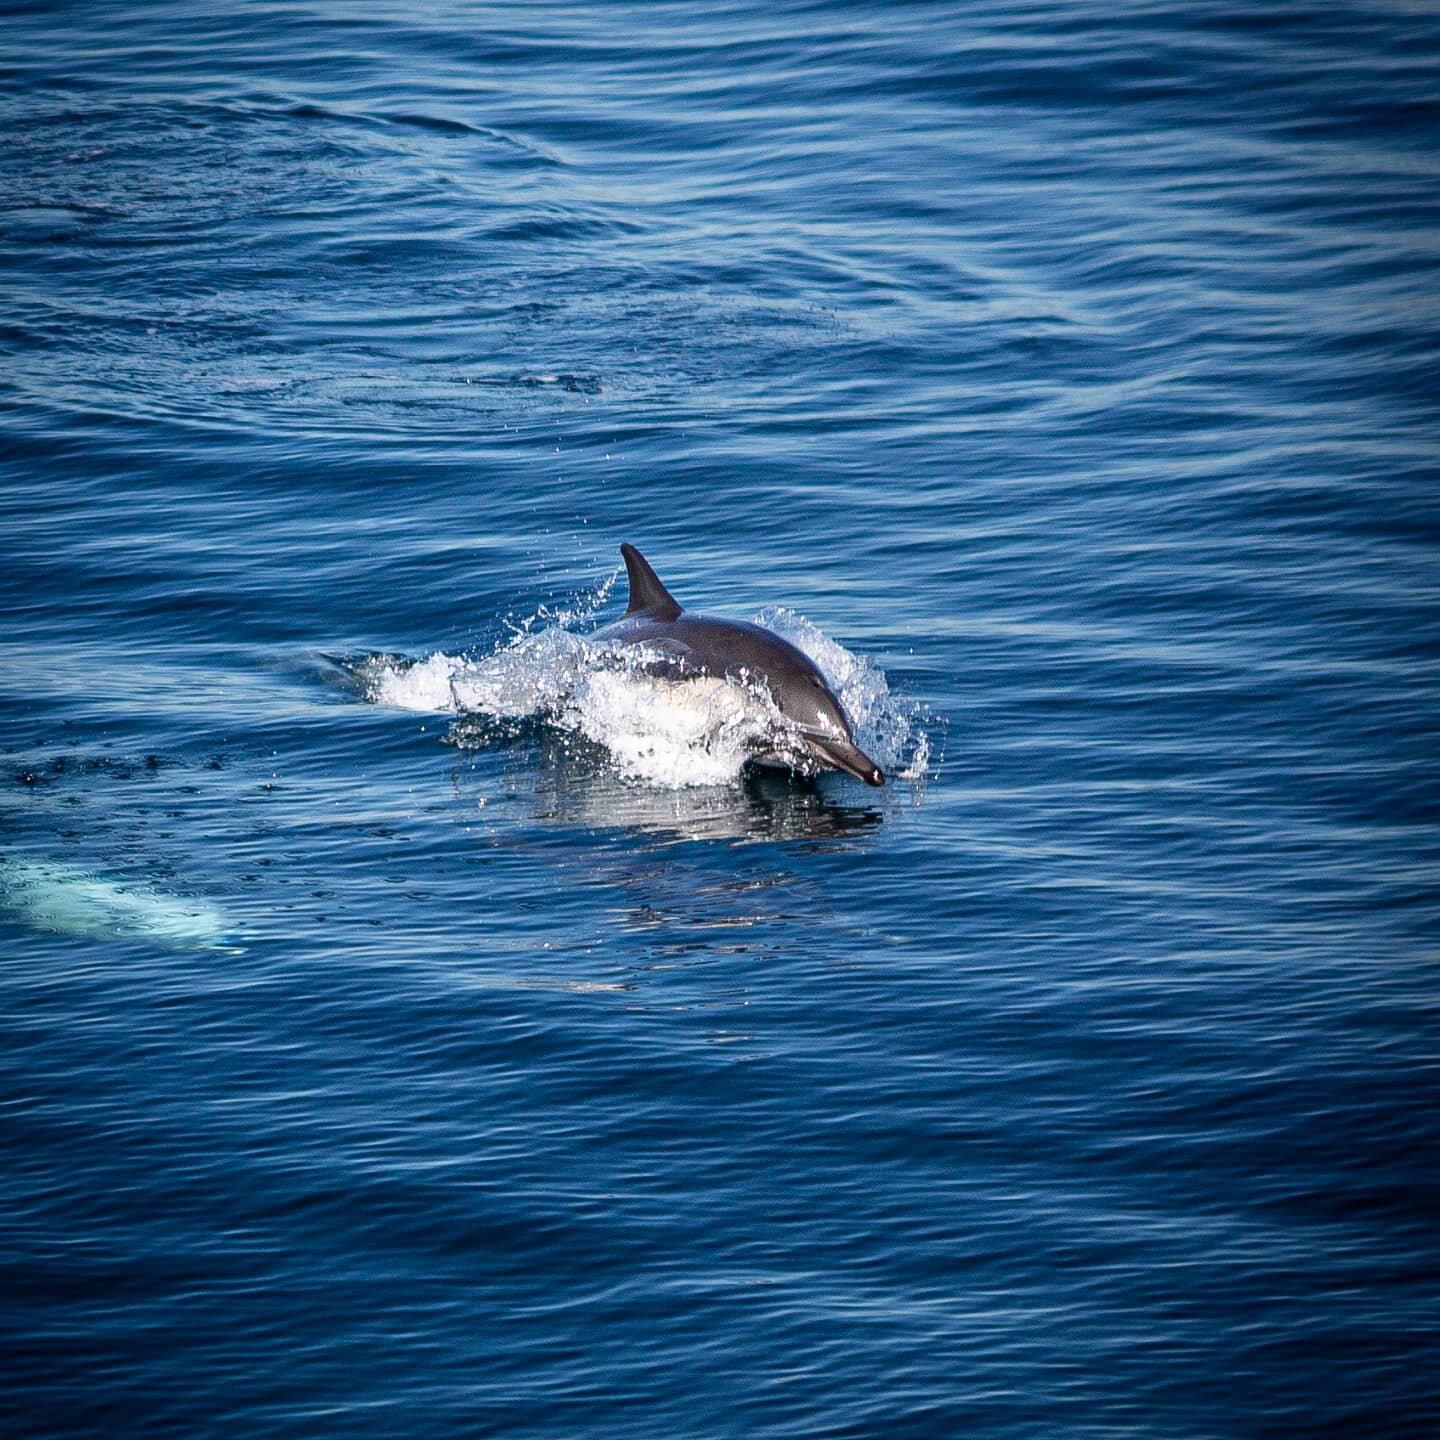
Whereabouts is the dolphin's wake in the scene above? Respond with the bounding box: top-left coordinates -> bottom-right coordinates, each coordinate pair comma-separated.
354,603 -> 930,791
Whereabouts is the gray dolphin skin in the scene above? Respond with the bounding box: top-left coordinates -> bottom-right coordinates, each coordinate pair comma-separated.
593,543 -> 885,786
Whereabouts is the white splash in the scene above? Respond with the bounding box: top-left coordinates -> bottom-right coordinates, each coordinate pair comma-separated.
566,669 -> 773,788
0,853 -> 232,950
356,598 -> 930,790
755,606 -> 932,782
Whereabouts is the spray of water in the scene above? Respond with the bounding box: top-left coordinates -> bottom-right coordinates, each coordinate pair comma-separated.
356,587 -> 931,789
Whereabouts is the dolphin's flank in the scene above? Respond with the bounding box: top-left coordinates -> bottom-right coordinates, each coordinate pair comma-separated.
592,543 -> 884,786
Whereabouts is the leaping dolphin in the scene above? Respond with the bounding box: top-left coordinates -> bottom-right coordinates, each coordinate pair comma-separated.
593,544 -> 885,786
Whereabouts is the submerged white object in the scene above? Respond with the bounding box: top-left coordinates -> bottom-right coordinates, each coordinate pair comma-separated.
0,853 -> 231,950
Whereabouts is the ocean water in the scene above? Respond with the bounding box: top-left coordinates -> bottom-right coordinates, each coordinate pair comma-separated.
2,2 -> 1438,1435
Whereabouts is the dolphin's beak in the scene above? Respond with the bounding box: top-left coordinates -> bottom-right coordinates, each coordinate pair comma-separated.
804,733 -> 885,787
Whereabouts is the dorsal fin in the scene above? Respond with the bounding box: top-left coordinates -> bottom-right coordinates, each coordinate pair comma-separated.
620,543 -> 681,620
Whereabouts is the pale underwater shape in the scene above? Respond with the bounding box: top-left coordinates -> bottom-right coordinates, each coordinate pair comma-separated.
0,853 -> 231,950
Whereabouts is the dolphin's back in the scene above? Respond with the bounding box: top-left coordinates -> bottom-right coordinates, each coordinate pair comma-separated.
597,611 -> 816,685
611,545 -> 818,678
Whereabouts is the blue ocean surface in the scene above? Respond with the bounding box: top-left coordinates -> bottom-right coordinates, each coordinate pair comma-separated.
2,2 -> 1438,1435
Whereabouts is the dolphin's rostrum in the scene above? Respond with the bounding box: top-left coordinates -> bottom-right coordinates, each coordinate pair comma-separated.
593,544 -> 885,786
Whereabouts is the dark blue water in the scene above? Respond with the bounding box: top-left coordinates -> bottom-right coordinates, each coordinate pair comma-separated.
3,2 -> 1438,1435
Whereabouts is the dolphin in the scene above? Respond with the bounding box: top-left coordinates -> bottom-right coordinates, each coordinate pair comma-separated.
592,544 -> 884,786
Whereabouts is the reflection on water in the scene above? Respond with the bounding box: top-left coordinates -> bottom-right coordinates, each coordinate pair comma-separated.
435,739 -> 879,975
522,738 -> 886,846
442,730 -> 885,844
